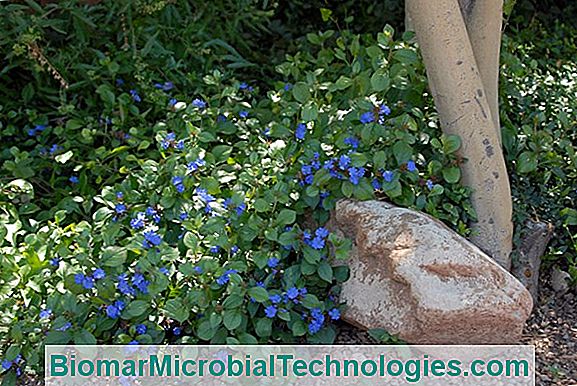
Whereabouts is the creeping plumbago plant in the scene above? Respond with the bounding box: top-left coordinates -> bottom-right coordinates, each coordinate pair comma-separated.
0,27 -> 473,380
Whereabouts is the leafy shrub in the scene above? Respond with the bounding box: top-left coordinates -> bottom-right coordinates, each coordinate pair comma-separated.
501,21 -> 577,279
0,20 -> 472,381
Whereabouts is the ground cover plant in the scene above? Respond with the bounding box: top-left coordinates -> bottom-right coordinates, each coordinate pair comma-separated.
2,0 -> 577,384
0,2 -> 473,382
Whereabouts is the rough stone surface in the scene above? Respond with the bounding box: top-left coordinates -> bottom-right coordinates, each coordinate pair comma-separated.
333,199 -> 533,344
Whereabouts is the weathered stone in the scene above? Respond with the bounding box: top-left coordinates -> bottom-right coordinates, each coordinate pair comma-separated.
333,199 -> 533,344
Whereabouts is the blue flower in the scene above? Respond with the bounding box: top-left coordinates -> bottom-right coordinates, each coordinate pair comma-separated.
379,104 -> 391,116
286,287 -> 299,300
308,320 -> 322,334
143,231 -> 162,248
130,212 -> 146,230
235,202 -> 246,216
344,136 -> 360,149
56,322 -> 72,331
116,78 -> 124,86
115,203 -> 127,214
195,188 -> 215,203
301,164 -> 313,176
69,176 -> 79,184
187,158 -> 205,172
169,98 -> 177,107
360,111 -> 374,124
310,237 -> 325,250
192,98 -> 206,109
194,266 -> 203,274
264,305 -> 277,318
267,257 -> 279,268
426,179 -> 434,190
407,160 -> 417,172
210,246 -> 220,254
176,140 -> 185,150
2,360 -> 12,370
50,258 -> 60,267
231,245 -> 239,254
28,124 -> 47,136
263,127 -> 271,137
173,327 -> 182,336
106,304 -> 121,319
256,281 -> 265,288
129,90 -> 141,103
315,227 -> 329,239
49,144 -> 62,155
162,82 -> 174,91
172,176 -> 184,187
93,268 -> 106,280
328,308 -> 341,320
118,274 -> 136,296
136,324 -> 147,335
269,294 -> 282,304
348,167 -> 365,185
40,309 -> 52,319
145,207 -> 161,223
239,82 -> 248,90
295,123 -> 306,140
160,267 -> 170,275
284,83 -> 292,91
372,178 -> 381,190
132,273 -> 149,294
239,110 -> 249,119
74,273 -> 85,285
116,192 -> 124,200
338,155 -> 351,170
82,275 -> 95,289
383,170 -> 394,182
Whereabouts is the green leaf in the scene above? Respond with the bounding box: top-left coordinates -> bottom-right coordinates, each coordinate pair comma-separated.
442,167 -> 461,183
223,310 -> 242,330
74,329 -> 97,345
517,151 -> 538,174
370,70 -> 390,92
392,141 -> 412,164
255,318 -> 272,337
247,287 -> 269,302
334,76 -> 353,90
223,294 -> 244,309
123,300 -> 148,319
163,299 -> 190,323
100,246 -> 127,267
277,209 -> 296,225
292,82 -> 311,103
317,261 -> 333,283
442,135 -> 462,154
302,103 -> 318,121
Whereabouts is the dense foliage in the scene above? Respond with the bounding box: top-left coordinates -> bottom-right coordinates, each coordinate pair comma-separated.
0,1 -> 474,382
501,20 -> 577,280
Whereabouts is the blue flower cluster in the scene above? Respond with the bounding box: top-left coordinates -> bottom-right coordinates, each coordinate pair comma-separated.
154,81 -> 174,92
106,300 -> 126,319
295,123 -> 307,140
303,227 -> 330,250
161,132 -> 185,150
299,153 -> 321,186
308,308 -> 325,334
143,230 -> 162,249
216,269 -> 238,286
192,98 -> 207,109
74,268 -> 105,290
172,176 -> 185,193
359,103 -> 391,124
187,158 -> 206,172
27,124 -> 47,137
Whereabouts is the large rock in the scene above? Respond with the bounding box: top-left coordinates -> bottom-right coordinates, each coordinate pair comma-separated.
333,199 -> 533,344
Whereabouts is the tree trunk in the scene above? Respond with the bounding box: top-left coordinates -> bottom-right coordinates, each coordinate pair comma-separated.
406,0 -> 513,270
459,0 -> 503,144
